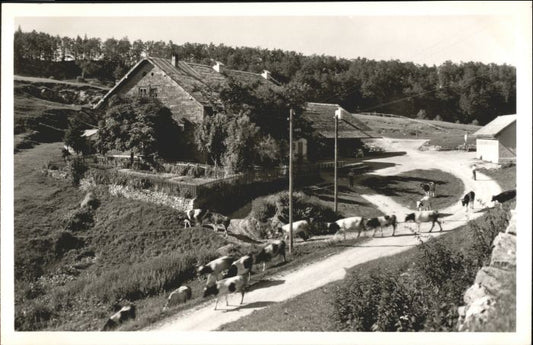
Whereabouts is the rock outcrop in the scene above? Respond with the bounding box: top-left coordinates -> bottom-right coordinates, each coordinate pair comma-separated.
457,210 -> 516,331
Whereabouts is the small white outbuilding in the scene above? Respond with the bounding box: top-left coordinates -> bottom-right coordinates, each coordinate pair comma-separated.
473,114 -> 516,164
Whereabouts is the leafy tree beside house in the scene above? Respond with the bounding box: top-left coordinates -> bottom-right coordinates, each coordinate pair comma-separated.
95,96 -> 182,164
194,112 -> 228,166
195,112 -> 282,173
194,78 -> 308,173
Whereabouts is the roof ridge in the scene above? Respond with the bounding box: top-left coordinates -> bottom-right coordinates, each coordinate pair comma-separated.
226,68 -> 262,77
307,102 -> 342,107
186,61 -> 212,68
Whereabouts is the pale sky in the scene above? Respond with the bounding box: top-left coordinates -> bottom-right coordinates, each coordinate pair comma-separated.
9,2 -> 527,67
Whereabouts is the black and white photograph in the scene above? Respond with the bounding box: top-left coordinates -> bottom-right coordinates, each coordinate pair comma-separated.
1,2 -> 531,345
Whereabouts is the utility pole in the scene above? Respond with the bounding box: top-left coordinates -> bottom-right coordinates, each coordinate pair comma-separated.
334,108 -> 341,213
288,108 -> 294,254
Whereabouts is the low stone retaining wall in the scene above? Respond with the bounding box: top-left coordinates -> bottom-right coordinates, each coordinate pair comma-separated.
108,184 -> 195,212
457,209 -> 516,331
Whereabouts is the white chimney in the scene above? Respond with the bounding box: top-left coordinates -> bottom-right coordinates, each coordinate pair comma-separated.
213,61 -> 224,73
171,53 -> 179,67
261,70 -> 271,80
335,107 -> 344,120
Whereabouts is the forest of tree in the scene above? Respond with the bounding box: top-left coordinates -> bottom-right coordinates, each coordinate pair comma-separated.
14,28 -> 516,125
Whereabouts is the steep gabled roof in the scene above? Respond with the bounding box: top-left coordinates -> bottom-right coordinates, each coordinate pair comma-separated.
149,57 -> 214,106
94,57 -> 278,110
473,114 -> 517,138
302,102 -> 375,139
93,58 -> 148,109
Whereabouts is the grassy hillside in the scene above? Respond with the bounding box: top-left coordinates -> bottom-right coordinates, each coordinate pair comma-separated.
13,78 -> 106,151
14,143 -> 230,330
354,114 -> 481,150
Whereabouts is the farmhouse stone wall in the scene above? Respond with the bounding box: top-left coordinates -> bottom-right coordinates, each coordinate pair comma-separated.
118,62 -> 205,124
457,210 -> 516,331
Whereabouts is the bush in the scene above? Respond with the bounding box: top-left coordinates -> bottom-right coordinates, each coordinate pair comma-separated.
15,300 -> 55,331
70,156 -> 88,186
251,198 -> 278,222
64,207 -> 94,232
416,109 -> 427,119
332,269 -> 427,331
54,231 -> 85,256
250,191 -> 339,235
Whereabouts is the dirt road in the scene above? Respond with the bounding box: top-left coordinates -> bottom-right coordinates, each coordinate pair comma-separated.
147,138 -> 502,331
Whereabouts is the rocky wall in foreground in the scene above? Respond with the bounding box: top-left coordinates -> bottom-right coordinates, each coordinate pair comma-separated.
457,209 -> 516,331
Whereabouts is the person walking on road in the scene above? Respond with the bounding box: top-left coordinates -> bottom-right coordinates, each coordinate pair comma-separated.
471,164 -> 477,181
348,170 -> 355,188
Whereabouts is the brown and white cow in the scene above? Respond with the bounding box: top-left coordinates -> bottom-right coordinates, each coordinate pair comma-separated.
254,240 -> 286,272
101,305 -> 136,331
365,215 -> 398,237
197,255 -> 235,281
405,210 -> 442,233
327,217 -> 366,240
203,273 -> 250,310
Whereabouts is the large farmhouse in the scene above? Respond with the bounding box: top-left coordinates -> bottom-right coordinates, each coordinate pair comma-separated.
473,114 -> 516,164
95,55 -> 278,125
94,55 -> 280,161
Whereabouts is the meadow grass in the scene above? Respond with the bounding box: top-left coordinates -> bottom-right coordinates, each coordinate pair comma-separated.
357,168 -> 464,211
354,114 -> 480,150
478,163 -> 516,191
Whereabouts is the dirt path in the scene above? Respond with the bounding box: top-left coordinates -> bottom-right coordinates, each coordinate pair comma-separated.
147,138 -> 502,331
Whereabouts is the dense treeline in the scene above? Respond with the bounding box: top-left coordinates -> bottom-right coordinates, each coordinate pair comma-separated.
15,28 -> 515,125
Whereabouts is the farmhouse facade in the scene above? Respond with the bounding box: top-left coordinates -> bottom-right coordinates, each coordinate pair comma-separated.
473,114 -> 516,164
94,55 -> 278,126
94,55 -> 280,161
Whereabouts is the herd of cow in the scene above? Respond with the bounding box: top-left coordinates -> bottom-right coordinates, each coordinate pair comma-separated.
101,181 -> 516,330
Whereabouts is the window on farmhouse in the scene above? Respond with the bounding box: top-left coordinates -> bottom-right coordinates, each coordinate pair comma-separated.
149,88 -> 158,98
139,87 -> 148,98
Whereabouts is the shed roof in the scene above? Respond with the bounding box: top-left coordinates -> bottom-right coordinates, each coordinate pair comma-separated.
301,102 -> 375,139
473,114 -> 516,138
82,129 -> 98,137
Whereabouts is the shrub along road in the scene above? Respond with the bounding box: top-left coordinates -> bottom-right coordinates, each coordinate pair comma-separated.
146,138 -> 502,331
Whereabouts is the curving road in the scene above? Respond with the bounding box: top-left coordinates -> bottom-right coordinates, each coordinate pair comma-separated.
146,138 -> 502,332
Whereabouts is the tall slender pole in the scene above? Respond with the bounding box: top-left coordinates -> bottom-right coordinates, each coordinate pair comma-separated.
334,112 -> 338,213
288,108 -> 294,254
